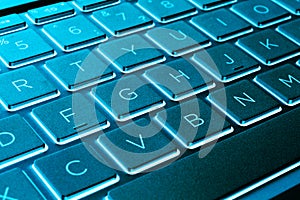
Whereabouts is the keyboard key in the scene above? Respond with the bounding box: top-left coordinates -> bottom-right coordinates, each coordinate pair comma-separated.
193,43 -> 261,82
0,29 -> 55,68
144,59 -> 215,101
236,29 -> 300,66
92,3 -> 154,36
146,21 -> 211,57
45,49 -> 116,91
189,0 -> 237,11
254,64 -> 300,106
74,0 -> 120,12
137,0 -> 197,23
32,143 -> 119,199
273,0 -> 300,15
98,118 -> 180,175
98,34 -> 165,73
207,80 -> 282,126
91,75 -> 165,121
106,107 -> 300,200
31,94 -> 110,145
43,15 -> 106,52
0,14 -> 27,35
231,0 -> 291,28
0,168 -> 44,200
0,65 -> 60,111
190,8 -> 253,42
277,19 -> 300,45
155,98 -> 233,149
27,2 -> 75,25
0,115 -> 47,169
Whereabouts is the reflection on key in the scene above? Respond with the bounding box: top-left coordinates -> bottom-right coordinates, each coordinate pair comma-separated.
0,65 -> 60,111
98,118 -> 180,175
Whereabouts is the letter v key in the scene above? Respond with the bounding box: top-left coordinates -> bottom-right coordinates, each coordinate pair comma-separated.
125,134 -> 145,149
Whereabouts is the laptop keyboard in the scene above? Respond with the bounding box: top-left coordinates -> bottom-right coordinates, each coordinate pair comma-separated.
0,0 -> 299,199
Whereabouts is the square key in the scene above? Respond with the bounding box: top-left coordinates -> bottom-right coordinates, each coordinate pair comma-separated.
189,0 -> 237,11
236,29 -> 300,66
207,80 -> 282,126
98,118 -> 180,175
144,59 -> 215,101
254,64 -> 300,106
43,15 -> 107,52
231,0 -> 291,28
137,0 -> 197,23
98,34 -> 165,73
92,3 -> 154,36
91,75 -> 165,122
0,115 -> 47,169
277,18 -> 300,46
45,49 -> 116,91
193,43 -> 261,82
273,0 -> 300,15
0,65 -> 60,111
0,29 -> 55,68
146,21 -> 211,57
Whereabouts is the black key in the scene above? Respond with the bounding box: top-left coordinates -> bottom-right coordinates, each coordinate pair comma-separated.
191,8 -> 253,42
0,14 -> 27,35
98,118 -> 180,175
45,49 -> 116,91
254,64 -> 300,106
107,107 -> 300,200
146,21 -> 211,57
193,43 -> 261,82
33,143 -> 119,199
189,0 -> 237,11
155,98 -> 233,149
98,34 -> 165,73
91,75 -> 165,121
236,29 -> 300,66
207,80 -> 282,126
231,0 -> 291,28
0,168 -> 44,200
0,115 -> 47,169
277,18 -> 300,45
0,65 -> 60,111
74,0 -> 120,12
144,59 -> 215,101
273,0 -> 300,15
31,94 -> 110,145
0,29 -> 55,68
43,15 -> 106,52
137,0 -> 197,23
27,2 -> 75,25
92,3 -> 154,36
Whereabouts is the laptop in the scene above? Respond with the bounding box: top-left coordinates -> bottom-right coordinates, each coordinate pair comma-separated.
0,0 -> 299,199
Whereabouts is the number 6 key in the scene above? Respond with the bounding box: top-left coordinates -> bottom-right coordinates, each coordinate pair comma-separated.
0,29 -> 56,68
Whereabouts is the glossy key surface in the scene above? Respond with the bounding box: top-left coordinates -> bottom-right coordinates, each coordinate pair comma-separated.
137,0 -> 197,23
92,3 -> 154,36
33,143 -> 119,200
231,0 -> 291,28
0,115 -> 47,169
208,80 -> 282,126
0,14 -> 27,35
43,15 -> 106,52
0,65 -> 60,111
254,64 -> 300,106
273,0 -> 300,15
277,18 -> 300,45
0,29 -> 55,68
27,2 -> 75,25
92,75 -> 165,121
31,94 -> 110,145
98,118 -> 180,175
45,49 -> 115,91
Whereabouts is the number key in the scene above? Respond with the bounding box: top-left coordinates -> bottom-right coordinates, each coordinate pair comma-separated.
92,3 -> 154,36
43,15 -> 106,52
0,29 -> 55,68
137,0 -> 197,23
